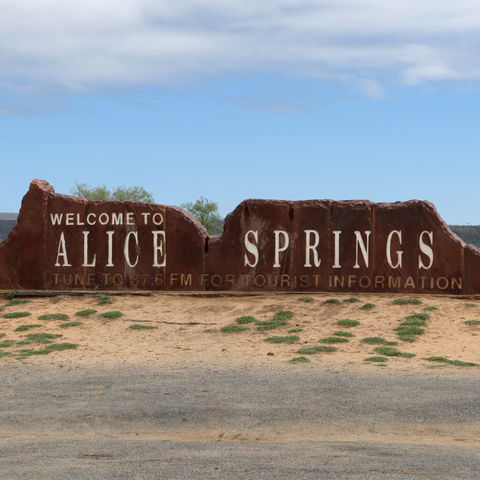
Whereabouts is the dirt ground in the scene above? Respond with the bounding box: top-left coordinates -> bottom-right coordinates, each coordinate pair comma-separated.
0,291 -> 479,370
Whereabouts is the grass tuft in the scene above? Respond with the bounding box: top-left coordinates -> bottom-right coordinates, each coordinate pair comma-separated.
14,324 -> 43,332
343,297 -> 360,303
425,356 -> 477,367
101,311 -> 123,319
288,328 -> 303,333
26,333 -> 62,344
273,311 -> 294,321
296,345 -> 337,354
320,336 -> 349,344
38,313 -> 69,321
465,320 -> 480,326
4,290 -> 17,299
297,296 -> 313,303
264,335 -> 300,344
398,335 -> 416,342
364,356 -> 388,363
59,321 -> 83,328
374,346 -> 415,358
221,325 -> 248,333
50,296 -> 65,303
332,331 -> 354,338
289,356 -> 310,363
256,319 -> 288,331
97,295 -> 113,305
75,309 -> 97,317
395,325 -> 425,336
393,298 -> 422,305
0,340 -> 15,348
406,313 -> 429,322
5,299 -> 31,307
325,298 -> 340,304
362,337 -> 397,345
3,312 -> 30,319
337,319 -> 359,327
423,306 -> 438,311
17,342 -> 78,359
129,324 -> 157,330
360,303 -> 374,310
235,315 -> 256,324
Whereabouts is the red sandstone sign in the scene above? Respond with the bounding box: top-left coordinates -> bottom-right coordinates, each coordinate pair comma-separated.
1,179 -> 480,294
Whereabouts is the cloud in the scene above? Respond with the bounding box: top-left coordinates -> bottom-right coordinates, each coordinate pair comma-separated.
1,0 -> 480,93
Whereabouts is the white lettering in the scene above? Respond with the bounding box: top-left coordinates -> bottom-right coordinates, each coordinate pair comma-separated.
99,213 -> 109,225
141,212 -> 150,224
49,213 -> 63,225
106,231 -> 114,267
111,213 -> 123,225
418,230 -> 434,269
87,213 -> 96,225
54,232 -> 71,267
304,230 -> 321,267
386,230 -> 403,269
126,212 -> 134,225
81,231 -> 96,267
124,231 -> 139,267
273,230 -> 289,268
65,213 -> 74,226
244,230 -> 259,267
152,213 -> 163,226
333,230 -> 342,268
353,230 -> 371,269
152,231 -> 166,267
76,213 -> 84,226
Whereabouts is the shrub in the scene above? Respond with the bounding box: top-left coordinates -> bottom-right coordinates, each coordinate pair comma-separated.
75,309 -> 97,317
3,312 -> 30,319
337,319 -> 359,327
101,311 -> 123,319
235,316 -> 256,324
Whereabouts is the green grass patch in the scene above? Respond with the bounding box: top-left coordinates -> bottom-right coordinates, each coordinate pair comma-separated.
273,310 -> 294,321
264,335 -> 300,344
465,303 -> 476,308
129,323 -> 157,330
26,332 -> 62,344
221,325 -> 248,333
343,297 -> 360,303
5,299 -> 31,307
0,333 -> 5,338
336,319 -> 359,327
0,340 -> 15,348
3,312 -> 30,319
398,335 -> 416,342
288,328 -> 303,333
360,303 -> 374,310
364,356 -> 388,363
406,313 -> 429,322
393,298 -> 422,305
423,306 -> 438,311
59,321 -> 83,328
425,356 -> 477,367
325,298 -> 340,304
332,331 -> 354,337
395,325 -> 425,336
320,336 -> 349,344
96,295 -> 113,305
75,309 -> 97,317
297,296 -> 313,303
50,296 -> 65,303
4,290 -> 17,299
0,349 -> 12,358
289,356 -> 310,363
256,319 -> 288,331
361,337 -> 397,345
16,340 -> 31,345
401,317 -> 427,327
14,324 -> 42,332
235,315 -> 256,324
101,311 -> 123,319
465,320 -> 480,325
374,346 -> 415,358
38,313 -> 69,321
17,342 -> 78,359
296,345 -> 337,354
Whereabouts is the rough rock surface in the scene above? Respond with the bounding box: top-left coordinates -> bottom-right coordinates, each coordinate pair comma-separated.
0,180 -> 479,294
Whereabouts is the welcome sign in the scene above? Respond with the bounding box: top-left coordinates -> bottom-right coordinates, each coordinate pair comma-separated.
1,179 -> 479,294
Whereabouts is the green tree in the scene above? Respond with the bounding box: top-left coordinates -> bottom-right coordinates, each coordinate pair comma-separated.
71,182 -> 154,203
181,196 -> 223,234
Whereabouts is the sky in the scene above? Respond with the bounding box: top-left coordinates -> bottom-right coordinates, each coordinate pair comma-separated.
1,0 -> 480,224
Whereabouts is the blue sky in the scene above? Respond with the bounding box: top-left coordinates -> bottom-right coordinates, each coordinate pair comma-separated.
1,1 -> 480,224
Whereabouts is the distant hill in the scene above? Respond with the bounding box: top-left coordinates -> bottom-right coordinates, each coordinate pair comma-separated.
1,214 -> 480,248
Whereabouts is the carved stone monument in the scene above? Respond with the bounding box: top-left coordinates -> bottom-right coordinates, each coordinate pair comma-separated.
1,179 -> 479,293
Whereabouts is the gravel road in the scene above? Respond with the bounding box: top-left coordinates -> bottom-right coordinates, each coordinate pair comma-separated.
1,362 -> 479,479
